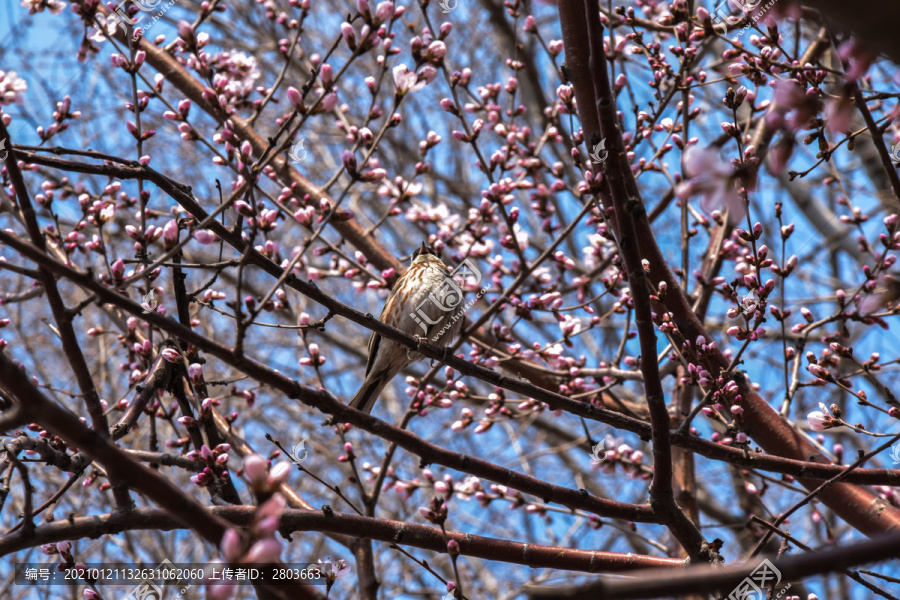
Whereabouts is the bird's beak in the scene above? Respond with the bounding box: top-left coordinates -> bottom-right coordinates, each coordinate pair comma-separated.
420,241 -> 428,255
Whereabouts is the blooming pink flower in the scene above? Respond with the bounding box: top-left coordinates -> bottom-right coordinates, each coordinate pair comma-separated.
838,39 -> 874,81
0,70 -> 28,105
160,348 -> 181,364
392,64 -> 427,96
857,274 -> 900,314
807,402 -> 836,431
766,80 -> 820,133
87,14 -> 124,43
825,96 -> 854,135
676,146 -> 746,224
21,0 -> 68,14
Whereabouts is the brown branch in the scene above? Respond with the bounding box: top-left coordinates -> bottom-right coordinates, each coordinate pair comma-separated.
0,350 -> 322,600
0,506 -> 684,572
123,31 -> 610,424
6,452 -> 34,535
0,351 -> 232,541
750,516 -> 899,600
555,0 -> 900,541
802,0 -> 900,65
0,435 -> 91,475
111,358 -> 174,440
749,433 -> 900,557
0,125 -> 135,504
559,0 -> 706,562
850,83 -> 900,204
0,227 -> 659,523
589,529 -> 900,599
3,226 -> 899,489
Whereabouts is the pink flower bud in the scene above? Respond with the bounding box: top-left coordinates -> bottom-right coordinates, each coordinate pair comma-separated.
374,1 -> 394,23
319,64 -> 333,86
245,538 -> 282,563
111,259 -> 125,281
523,15 -> 536,33
357,0 -> 371,20
163,219 -> 178,249
267,461 -> 291,486
177,20 -> 196,47
41,544 -> 58,555
287,86 -> 302,109
194,229 -> 217,245
424,41 -> 446,62
220,528 -> 242,561
340,22 -> 356,50
342,150 -> 358,174
161,348 -> 181,363
242,454 -> 268,486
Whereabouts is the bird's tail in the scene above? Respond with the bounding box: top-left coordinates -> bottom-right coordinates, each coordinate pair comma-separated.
349,376 -> 389,414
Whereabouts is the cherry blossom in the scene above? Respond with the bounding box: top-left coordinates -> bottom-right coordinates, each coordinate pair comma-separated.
392,64 -> 427,96
676,145 -> 746,223
0,70 -> 27,105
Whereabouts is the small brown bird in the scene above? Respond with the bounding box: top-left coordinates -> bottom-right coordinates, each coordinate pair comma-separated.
349,242 -> 465,414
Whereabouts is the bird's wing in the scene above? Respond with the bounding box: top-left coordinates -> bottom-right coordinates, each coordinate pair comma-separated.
364,289 -> 396,377
364,329 -> 380,377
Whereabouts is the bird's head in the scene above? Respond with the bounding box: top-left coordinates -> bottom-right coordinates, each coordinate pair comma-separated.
410,241 -> 441,265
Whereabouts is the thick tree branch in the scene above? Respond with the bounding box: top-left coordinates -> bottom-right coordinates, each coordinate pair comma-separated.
0,506 -> 684,572
0,350 -> 322,600
591,529 -> 900,599
559,0 -> 706,562
556,0 -> 900,541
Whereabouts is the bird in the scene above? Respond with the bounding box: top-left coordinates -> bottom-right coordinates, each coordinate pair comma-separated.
349,242 -> 465,414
